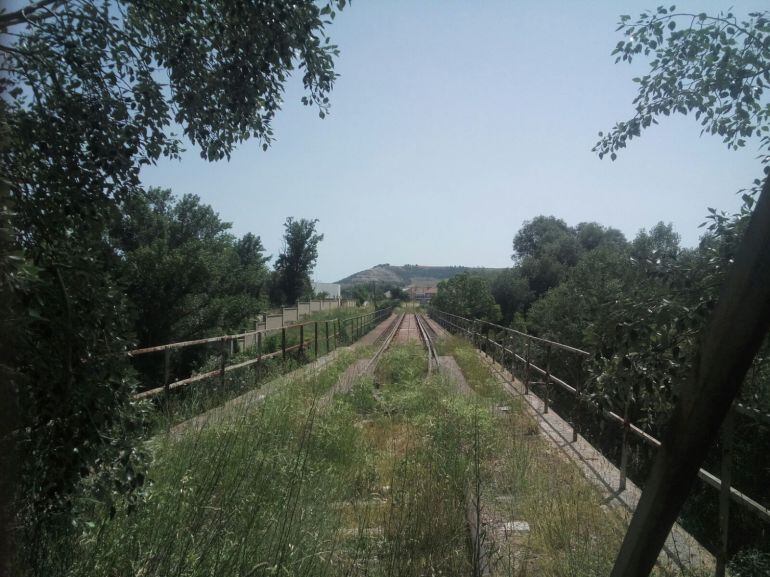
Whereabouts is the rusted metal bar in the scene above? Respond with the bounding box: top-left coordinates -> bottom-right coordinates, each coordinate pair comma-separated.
437,310 -> 590,356
299,324 -> 304,357
543,344 -> 551,413
619,402 -> 630,492
716,407 -> 734,577
325,320 -> 330,352
219,338 -> 228,387
314,321 -> 318,358
133,343 -> 308,400
440,307 -> 770,526
572,358 -> 582,443
524,341 -> 531,395
257,331 -> 262,379
127,316 -> 331,357
163,348 -> 171,400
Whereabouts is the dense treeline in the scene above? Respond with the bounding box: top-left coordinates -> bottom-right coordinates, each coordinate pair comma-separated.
0,0 -> 347,562
432,206 -> 770,568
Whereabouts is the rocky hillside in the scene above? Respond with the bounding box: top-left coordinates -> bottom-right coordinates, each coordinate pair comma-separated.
337,264 -> 503,287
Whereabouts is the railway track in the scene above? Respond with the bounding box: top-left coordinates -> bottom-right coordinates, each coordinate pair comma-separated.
364,312 -> 406,373
363,312 -> 439,377
414,313 -> 439,375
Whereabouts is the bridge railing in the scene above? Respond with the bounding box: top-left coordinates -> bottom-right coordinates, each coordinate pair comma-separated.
128,306 -> 393,401
430,308 -> 770,576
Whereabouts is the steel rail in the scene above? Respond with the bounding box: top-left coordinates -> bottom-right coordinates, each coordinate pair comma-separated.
364,313 -> 406,374
415,313 -> 439,375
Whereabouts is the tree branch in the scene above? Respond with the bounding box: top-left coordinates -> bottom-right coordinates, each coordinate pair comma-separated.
0,0 -> 64,29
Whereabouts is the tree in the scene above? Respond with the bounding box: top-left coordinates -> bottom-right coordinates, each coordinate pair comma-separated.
273,218 -> 324,305
575,222 -> 627,252
593,7 -> 770,577
432,273 -> 501,322
0,0 -> 346,543
513,216 -> 582,296
490,268 -> 533,323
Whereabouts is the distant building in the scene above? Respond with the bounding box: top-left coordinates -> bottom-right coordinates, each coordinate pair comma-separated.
312,282 -> 341,300
407,285 -> 437,305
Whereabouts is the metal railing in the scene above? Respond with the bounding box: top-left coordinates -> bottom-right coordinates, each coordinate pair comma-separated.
129,306 -> 393,401
430,308 -> 770,576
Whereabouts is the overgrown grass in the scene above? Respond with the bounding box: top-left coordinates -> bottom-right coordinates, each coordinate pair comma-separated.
24,351 -> 372,577
442,335 -> 706,577
25,332 -> 707,577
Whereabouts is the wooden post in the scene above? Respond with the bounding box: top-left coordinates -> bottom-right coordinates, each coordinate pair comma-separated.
314,321 -> 318,358
716,407 -> 735,577
281,327 -> 286,361
543,344 -> 552,413
325,320 -> 330,353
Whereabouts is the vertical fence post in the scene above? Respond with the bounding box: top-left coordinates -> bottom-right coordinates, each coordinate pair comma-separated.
619,400 -> 630,492
314,321 -> 318,359
543,344 -> 552,414
325,320 -> 330,353
509,334 -> 516,379
281,327 -> 286,361
572,358 -> 582,443
257,331 -> 263,380
163,348 -> 171,400
299,324 -> 304,358
220,338 -> 228,388
524,340 -> 531,395
716,407 -> 735,577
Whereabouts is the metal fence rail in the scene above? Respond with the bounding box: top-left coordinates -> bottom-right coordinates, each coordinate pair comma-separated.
130,306 -> 393,400
430,308 -> 770,576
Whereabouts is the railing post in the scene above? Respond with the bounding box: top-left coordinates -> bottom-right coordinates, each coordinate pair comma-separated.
572,358 -> 582,443
524,340 -> 531,395
544,343 -> 552,414
716,407 -> 735,577
281,327 -> 286,361
257,331 -> 263,379
619,400 -> 630,492
299,324 -> 304,358
163,348 -> 171,401
314,321 -> 318,358
220,337 -> 228,388
325,320 -> 330,353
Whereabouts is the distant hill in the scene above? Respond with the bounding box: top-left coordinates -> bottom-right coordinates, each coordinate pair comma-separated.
337,264 -> 504,287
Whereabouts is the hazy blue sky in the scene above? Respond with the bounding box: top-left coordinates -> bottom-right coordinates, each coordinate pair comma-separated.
141,1 -> 766,282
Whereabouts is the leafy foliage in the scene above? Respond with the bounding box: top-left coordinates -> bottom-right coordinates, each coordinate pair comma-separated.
594,7 -> 770,171
432,273 -> 501,322
0,0 -> 346,543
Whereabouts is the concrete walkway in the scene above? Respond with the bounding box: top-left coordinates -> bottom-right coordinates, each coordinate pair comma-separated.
474,349 -> 715,574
